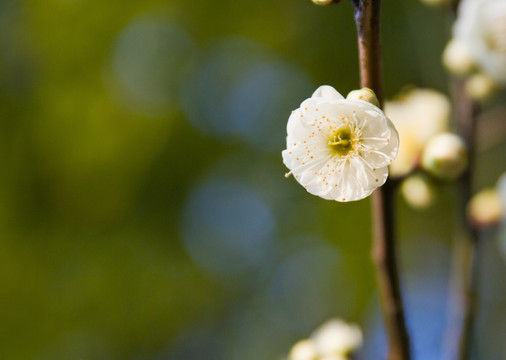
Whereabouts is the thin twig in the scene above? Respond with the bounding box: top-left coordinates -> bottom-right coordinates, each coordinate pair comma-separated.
443,79 -> 480,360
352,1 -> 411,359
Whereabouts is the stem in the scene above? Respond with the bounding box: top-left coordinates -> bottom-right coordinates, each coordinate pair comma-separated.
354,0 -> 383,105
444,79 -> 480,360
353,1 -> 411,359
371,182 -> 411,360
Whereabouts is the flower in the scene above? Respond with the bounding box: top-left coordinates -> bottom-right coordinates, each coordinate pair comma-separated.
453,0 -> 506,84
311,319 -> 363,357
289,339 -> 319,360
287,318 -> 363,360
282,85 -> 399,202
384,88 -> 450,176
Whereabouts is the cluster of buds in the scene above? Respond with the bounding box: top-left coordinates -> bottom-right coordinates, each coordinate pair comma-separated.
384,88 -> 469,209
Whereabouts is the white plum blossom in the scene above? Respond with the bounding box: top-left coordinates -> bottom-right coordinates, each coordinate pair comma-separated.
282,85 -> 399,202
311,319 -> 363,357
454,0 -> 506,84
287,318 -> 363,360
289,339 -> 319,360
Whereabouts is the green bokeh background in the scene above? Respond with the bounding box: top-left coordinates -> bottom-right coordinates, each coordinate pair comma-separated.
1,0 -> 505,359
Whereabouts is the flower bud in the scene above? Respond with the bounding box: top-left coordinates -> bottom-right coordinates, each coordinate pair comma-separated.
401,175 -> 435,210
467,188 -> 503,229
311,0 -> 341,5
289,339 -> 318,360
346,88 -> 380,108
419,0 -> 453,7
442,39 -> 476,76
465,73 -> 498,102
422,133 -> 468,181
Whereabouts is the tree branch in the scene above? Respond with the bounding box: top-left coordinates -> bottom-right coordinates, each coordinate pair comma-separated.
443,78 -> 480,360
353,1 -> 411,359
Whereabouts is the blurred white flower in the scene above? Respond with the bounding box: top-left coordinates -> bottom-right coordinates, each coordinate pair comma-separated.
311,319 -> 363,357
454,0 -> 506,84
282,85 -> 399,202
384,89 -> 450,176
401,175 -> 435,210
289,339 -> 319,360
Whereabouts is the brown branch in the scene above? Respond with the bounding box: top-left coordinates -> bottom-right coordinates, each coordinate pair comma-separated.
353,1 -> 411,359
443,79 -> 480,360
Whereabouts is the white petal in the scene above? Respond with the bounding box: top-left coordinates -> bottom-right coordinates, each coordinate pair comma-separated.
311,85 -> 344,101
286,109 -> 314,142
301,158 -> 340,198
352,157 -> 388,191
299,98 -> 345,124
339,161 -> 363,201
360,117 -> 399,168
361,149 -> 394,168
356,110 -> 391,140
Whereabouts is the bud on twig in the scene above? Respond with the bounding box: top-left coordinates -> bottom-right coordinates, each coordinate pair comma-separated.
467,188 -> 503,229
311,0 -> 341,6
442,39 -> 475,76
422,133 -> 468,181
465,73 -> 498,102
347,88 -> 380,108
401,175 -> 435,210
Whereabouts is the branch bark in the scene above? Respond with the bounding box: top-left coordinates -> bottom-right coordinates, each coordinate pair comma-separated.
353,1 -> 411,359
444,78 -> 480,360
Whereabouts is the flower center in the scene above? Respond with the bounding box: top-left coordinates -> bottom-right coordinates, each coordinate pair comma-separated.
328,126 -> 355,156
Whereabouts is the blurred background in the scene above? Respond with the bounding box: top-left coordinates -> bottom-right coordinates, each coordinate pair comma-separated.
1,0 -> 505,359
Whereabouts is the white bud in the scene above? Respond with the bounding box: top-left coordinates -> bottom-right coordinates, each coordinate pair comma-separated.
346,88 -> 380,108
442,39 -> 476,76
419,0 -> 452,7
468,188 -> 503,229
289,339 -> 318,360
401,175 -> 435,210
311,0 -> 337,5
465,72 -> 498,101
422,133 -> 468,181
